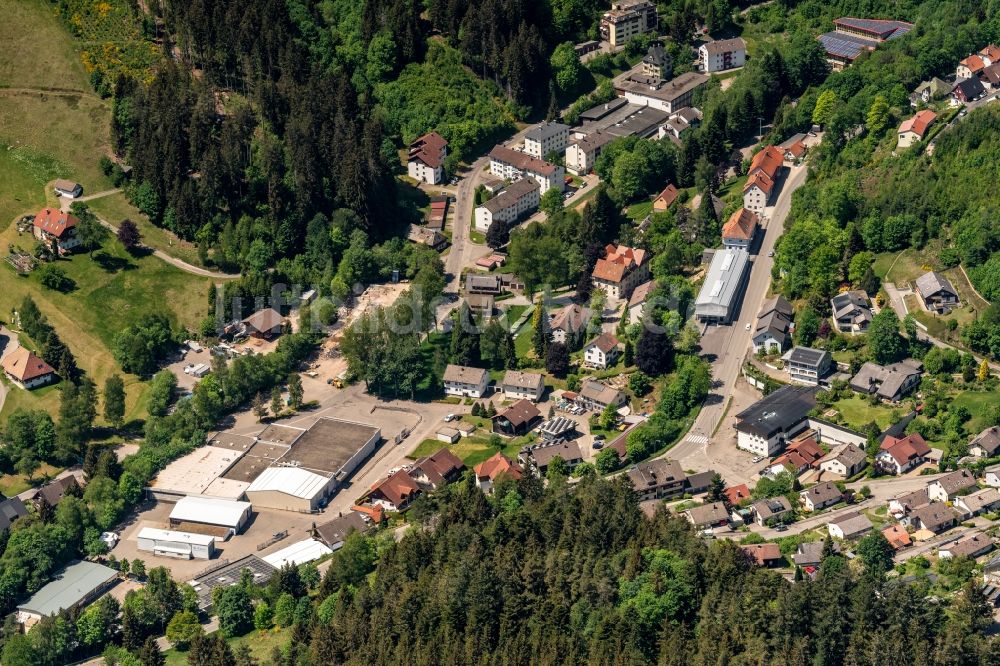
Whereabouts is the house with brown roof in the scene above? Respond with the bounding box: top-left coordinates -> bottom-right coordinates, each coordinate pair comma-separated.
770,435 -> 824,476
742,146 -> 783,215
910,502 -> 957,534
627,459 -> 687,500
53,179 -> 83,199
492,399 -> 542,437
312,511 -> 374,550
652,183 -> 679,212
741,543 -> 782,567
799,481 -> 843,512
876,433 -> 930,475
684,502 -> 730,529
368,470 -> 421,511
549,304 -> 592,348
627,280 -> 658,325
407,132 -> 448,184
408,448 -> 465,489
32,208 -> 80,252
500,371 -> 545,402
793,540 -> 839,567
576,378 -> 627,412
753,295 -> 793,354
928,469 -> 977,503
818,443 -> 868,478
2,347 -> 56,389
882,524 -> 912,551
488,145 -> 564,193
981,62 -> 1000,89
970,426 -> 1000,458
583,333 -> 621,369
592,244 -> 650,300
828,512 -> 872,540
889,487 -> 930,519
442,364 -> 490,398
954,488 -> 1000,519
473,452 -> 523,493
939,533 -> 994,559
30,476 -> 80,509
242,308 -> 284,339
721,208 -> 758,249
897,109 -> 937,148
750,496 -> 793,526
523,440 -> 583,475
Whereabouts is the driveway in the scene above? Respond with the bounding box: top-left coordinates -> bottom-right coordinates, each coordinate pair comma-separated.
0,326 -> 20,416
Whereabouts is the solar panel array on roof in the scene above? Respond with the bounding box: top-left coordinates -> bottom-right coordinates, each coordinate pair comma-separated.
819,32 -> 874,59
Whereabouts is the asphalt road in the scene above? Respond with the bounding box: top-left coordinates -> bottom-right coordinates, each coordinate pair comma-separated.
669,163 -> 809,469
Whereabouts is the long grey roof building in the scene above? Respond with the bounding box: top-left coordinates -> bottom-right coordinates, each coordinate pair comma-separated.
694,248 -> 751,323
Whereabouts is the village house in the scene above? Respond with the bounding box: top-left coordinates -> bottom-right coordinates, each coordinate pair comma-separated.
576,378 -> 628,412
897,109 -> 937,148
830,290 -> 872,333
981,62 -> 1000,89
492,399 -> 542,437
724,484 -> 751,506
954,488 -> 1000,519
500,371 -> 545,402
882,524 -> 912,551
684,502 -> 730,530
799,481 -> 843,512
659,107 -> 702,142
987,464 -> 1000,488
474,178 -> 541,234
953,76 -> 986,104
793,540 -> 839,568
1,347 -> 56,390
970,426 -> 1000,458
488,145 -> 565,193
752,295 -> 793,354
33,208 -> 80,253
565,132 -> 615,175
549,303 -> 592,347
940,533 -> 994,560
699,37 -> 746,73
769,435 -> 824,476
242,308 -> 284,339
928,469 -> 977,503
849,359 -> 923,402
627,280 -> 657,325
473,452 -> 522,493
523,440 -> 584,475
685,471 -> 715,495
0,497 -> 28,532
783,346 -> 832,385
910,502 -> 958,534
407,449 -> 464,490
53,179 -> 83,198
465,293 -> 495,320
817,443 -> 868,478
957,54 -> 987,80
312,511 -> 375,550
735,385 -> 817,457
741,543 -> 782,567
583,333 -> 621,369
406,225 -> 447,251
652,183 -> 679,212
910,77 -> 951,105
442,364 -> 490,398
750,496 -> 793,527
29,476 -> 80,510
876,433 -> 931,475
742,146 -> 783,215
779,133 -> 807,163
591,244 -> 650,300
368,470 -> 421,512
721,208 -> 758,249
524,121 -> 570,159
627,459 -> 687,500
828,512 -> 873,540
407,132 -> 448,184
889,487 -> 930,520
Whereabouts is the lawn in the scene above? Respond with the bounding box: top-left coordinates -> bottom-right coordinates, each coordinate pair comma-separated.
830,396 -> 898,430
952,389 -> 1000,433
0,462 -> 63,496
408,418 -> 534,467
872,247 -> 942,284
626,200 -> 653,222
164,627 -> 289,666
0,0 -> 93,90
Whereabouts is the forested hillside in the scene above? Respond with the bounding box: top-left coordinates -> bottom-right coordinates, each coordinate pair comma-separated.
259,475 -> 999,666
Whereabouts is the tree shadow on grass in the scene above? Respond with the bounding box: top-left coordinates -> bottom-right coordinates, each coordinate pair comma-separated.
93,251 -> 135,273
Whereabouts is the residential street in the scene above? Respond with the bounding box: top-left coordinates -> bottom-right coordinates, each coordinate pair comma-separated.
668,163 -> 809,480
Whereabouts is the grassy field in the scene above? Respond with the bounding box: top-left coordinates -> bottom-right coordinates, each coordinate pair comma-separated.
408,416 -> 533,467
872,247 -> 941,284
85,192 -> 207,267
0,0 -> 92,90
830,396 -> 898,430
952,389 -> 1000,434
626,200 -> 653,222
164,627 -> 289,666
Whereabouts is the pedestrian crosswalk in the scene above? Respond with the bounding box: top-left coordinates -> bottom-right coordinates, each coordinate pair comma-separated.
685,433 -> 708,445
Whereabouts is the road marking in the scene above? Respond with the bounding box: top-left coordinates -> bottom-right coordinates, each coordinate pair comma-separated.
685,434 -> 708,445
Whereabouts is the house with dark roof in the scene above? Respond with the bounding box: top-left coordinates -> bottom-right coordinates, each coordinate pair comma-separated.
910,77 -> 951,105
408,448 -> 465,489
928,469 -> 977,503
799,481 -> 843,512
627,459 -> 688,500
783,346 -> 832,385
492,399 -> 542,437
0,497 -> 28,531
910,502 -> 957,534
30,476 -> 80,509
721,208 -> 758,249
818,443 -> 868,478
953,76 -> 987,103
523,121 -> 570,160
889,487 -> 930,519
685,471 -> 716,495
828,511 -> 872,540
407,132 -> 448,184
592,244 -> 650,300
915,271 -> 959,312
793,540 -> 839,567
550,304 -> 592,348
970,426 -> 1000,458
473,452 -> 522,493
583,333 -> 621,369
876,433 -> 931,475
741,543 -> 782,567
750,496 -> 793,526
954,488 -> 1000,519
684,502 -> 730,529
939,533 -> 993,560
831,290 -> 872,333
850,359 -> 923,402
311,512 -> 374,550
752,295 -> 793,354
523,440 -> 584,475
735,385 -> 817,456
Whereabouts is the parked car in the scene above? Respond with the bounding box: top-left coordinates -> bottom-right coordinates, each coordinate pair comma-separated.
751,455 -> 764,464
444,413 -> 457,422
100,532 -> 119,549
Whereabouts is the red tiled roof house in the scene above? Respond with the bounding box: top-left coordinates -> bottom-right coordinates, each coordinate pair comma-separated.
1,347 -> 56,390
33,208 -> 81,253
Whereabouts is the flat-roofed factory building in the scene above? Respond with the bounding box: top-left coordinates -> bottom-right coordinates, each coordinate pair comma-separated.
694,248 -> 751,324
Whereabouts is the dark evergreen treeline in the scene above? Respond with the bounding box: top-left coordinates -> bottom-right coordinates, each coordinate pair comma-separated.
260,474 -> 1000,666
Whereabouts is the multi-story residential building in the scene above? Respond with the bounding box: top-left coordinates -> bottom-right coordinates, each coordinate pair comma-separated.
524,122 -> 570,159
33,208 -> 80,253
830,290 -> 872,333
407,132 -> 448,184
442,365 -> 490,398
599,0 -> 658,47
735,385 -> 816,457
473,178 -> 541,233
699,37 -> 746,73
488,145 -> 565,193
783,346 -> 833,385
721,208 -> 758,249
565,132 -> 615,175
592,244 -> 650,300
742,146 -> 783,214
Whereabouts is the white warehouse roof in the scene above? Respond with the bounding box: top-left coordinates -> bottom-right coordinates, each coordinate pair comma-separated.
694,248 -> 750,317
261,538 -> 333,568
246,466 -> 331,499
169,496 -> 250,528
138,527 -> 217,546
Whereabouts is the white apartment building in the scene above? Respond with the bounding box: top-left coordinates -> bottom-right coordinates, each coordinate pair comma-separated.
489,145 -> 565,193
600,0 -> 658,47
698,38 -> 747,73
474,178 -> 540,233
524,122 -> 570,159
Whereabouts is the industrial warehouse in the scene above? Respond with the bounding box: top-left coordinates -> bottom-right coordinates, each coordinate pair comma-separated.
149,417 -> 382,513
